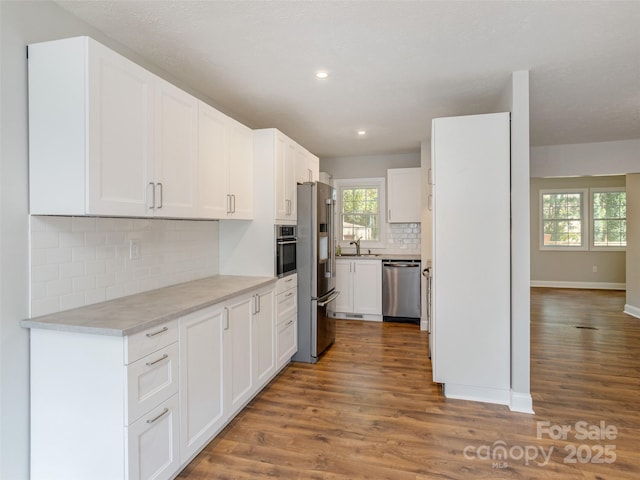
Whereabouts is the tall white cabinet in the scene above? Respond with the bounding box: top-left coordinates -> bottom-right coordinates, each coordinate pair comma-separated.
431,112 -> 511,405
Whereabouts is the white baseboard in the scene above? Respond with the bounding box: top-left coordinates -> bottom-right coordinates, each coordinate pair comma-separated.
509,391 -> 534,414
531,280 -> 626,291
443,383 -> 510,406
624,304 -> 640,319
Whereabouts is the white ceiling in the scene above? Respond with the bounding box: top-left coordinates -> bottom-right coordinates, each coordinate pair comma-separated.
56,0 -> 640,158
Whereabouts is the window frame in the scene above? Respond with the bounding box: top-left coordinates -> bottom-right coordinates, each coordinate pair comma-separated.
590,187 -> 626,252
539,188 -> 589,251
334,177 -> 386,249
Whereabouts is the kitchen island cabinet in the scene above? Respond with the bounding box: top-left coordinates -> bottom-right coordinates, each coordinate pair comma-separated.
22,275 -> 279,480
331,258 -> 382,320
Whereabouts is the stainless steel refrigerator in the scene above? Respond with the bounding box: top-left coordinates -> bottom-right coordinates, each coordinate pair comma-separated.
293,182 -> 339,363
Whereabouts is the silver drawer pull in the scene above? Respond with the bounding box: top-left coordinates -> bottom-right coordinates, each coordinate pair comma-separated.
146,354 -> 168,366
146,326 -> 168,338
286,319 -> 294,326
146,408 -> 169,424
285,278 -> 293,282
285,292 -> 294,297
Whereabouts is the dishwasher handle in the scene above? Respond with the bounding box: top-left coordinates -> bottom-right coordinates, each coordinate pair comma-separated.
383,262 -> 420,267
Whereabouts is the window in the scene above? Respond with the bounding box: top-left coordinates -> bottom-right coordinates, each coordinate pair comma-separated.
591,188 -> 626,249
540,189 -> 588,250
539,187 -> 626,251
334,178 -> 386,247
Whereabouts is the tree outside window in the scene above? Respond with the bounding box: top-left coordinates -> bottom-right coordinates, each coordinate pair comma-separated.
592,189 -> 626,248
342,187 -> 379,242
541,191 -> 585,247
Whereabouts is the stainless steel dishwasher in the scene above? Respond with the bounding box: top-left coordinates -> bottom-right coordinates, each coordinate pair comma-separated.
382,259 -> 421,323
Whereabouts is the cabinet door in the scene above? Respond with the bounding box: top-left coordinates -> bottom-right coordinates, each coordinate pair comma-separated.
308,154 -> 320,183
277,309 -> 297,369
253,289 -> 276,385
224,295 -> 254,415
154,78 -> 199,218
353,260 -> 382,315
275,134 -> 296,222
88,39 -> 154,217
387,168 -> 422,223
227,118 -> 254,219
333,260 -> 353,313
178,306 -> 226,462
126,394 -> 180,480
198,102 -> 229,218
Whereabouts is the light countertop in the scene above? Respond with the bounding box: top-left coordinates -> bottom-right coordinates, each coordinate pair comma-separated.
21,275 -> 277,336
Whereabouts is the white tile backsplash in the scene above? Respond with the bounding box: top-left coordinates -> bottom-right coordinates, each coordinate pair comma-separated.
30,216 -> 219,317
386,223 -> 421,253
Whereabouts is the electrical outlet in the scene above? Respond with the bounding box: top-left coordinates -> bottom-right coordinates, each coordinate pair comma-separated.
592,265 -> 598,273
129,239 -> 140,260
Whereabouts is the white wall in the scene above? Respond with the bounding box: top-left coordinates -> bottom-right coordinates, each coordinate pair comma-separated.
625,174 -> 640,318
321,152 -> 420,179
505,71 -> 532,413
531,139 -> 640,177
0,2 -> 221,477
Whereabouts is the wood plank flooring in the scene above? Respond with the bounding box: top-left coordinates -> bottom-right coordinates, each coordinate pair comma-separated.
177,288 -> 640,479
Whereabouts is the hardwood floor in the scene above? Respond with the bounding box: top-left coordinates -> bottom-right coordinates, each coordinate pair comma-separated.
177,288 -> 640,479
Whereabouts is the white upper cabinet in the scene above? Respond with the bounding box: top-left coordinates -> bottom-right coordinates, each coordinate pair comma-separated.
387,167 -> 422,223
295,145 -> 319,184
226,117 -> 254,219
29,36 -> 253,220
154,78 -> 199,218
198,103 -> 254,219
30,37 -> 155,216
275,133 -> 297,223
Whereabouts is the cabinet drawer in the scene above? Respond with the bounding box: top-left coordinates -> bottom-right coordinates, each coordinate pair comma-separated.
126,394 -> 180,480
276,289 -> 297,317
125,320 -> 178,364
126,343 -> 179,425
277,311 -> 297,368
276,274 -> 297,295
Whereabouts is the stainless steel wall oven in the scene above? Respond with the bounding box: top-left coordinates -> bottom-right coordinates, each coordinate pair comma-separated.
275,225 -> 297,278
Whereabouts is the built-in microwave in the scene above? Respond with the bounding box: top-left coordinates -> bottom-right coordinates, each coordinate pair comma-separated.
275,225 -> 297,278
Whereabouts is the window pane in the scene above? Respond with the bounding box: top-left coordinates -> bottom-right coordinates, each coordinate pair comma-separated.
341,186 -> 380,242
542,192 -> 583,247
592,191 -> 626,247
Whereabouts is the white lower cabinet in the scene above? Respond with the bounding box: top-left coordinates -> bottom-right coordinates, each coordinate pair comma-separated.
126,394 -> 180,480
332,259 -> 382,318
253,288 -> 276,385
275,275 -> 298,368
28,282 -> 282,480
178,306 -> 226,462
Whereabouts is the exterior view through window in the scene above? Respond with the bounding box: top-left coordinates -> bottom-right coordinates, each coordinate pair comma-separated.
592,190 -> 626,247
541,191 -> 584,247
341,186 -> 379,242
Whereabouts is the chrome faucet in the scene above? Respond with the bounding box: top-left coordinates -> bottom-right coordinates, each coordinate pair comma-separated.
349,237 -> 361,256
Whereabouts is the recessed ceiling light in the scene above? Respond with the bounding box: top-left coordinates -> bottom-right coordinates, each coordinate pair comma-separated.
315,71 -> 329,79
357,130 -> 367,136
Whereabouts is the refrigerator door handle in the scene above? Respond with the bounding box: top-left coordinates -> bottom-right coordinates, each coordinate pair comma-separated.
317,290 -> 340,307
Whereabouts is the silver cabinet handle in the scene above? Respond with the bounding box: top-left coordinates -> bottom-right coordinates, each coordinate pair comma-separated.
388,209 -> 392,222
227,194 -> 231,214
146,354 -> 168,366
286,319 -> 294,326
428,194 -> 433,212
148,182 -> 156,209
285,277 -> 293,282
285,291 -> 294,297
157,183 -> 163,209
224,307 -> 229,330
146,408 -> 169,424
146,326 -> 168,338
